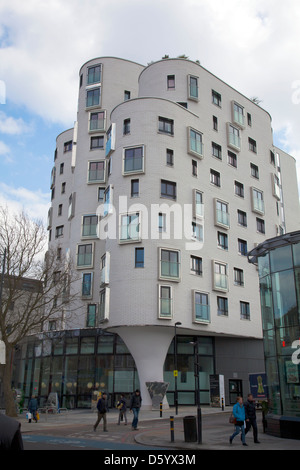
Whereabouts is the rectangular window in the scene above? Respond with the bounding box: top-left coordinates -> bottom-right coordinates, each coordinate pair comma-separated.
166,148 -> 174,166
234,180 -> 244,197
86,87 -> 101,107
227,124 -> 241,151
64,140 -> 72,153
232,102 -> 244,127
194,291 -> 210,323
192,159 -> 198,176
228,150 -> 237,168
189,75 -> 198,99
234,268 -> 244,286
167,75 -> 175,89
120,212 -> 140,243
212,90 -> 221,107
158,213 -> 167,233
100,252 -> 110,285
160,249 -> 180,280
237,210 -> 247,227
192,222 -> 203,242
135,247 -> 144,268
240,301 -> 250,320
123,118 -> 130,135
77,244 -> 93,268
89,111 -> 105,131
250,163 -> 259,179
87,65 -> 101,84
55,225 -> 63,238
249,137 -> 257,153
82,273 -> 92,297
256,217 -> 265,234
213,115 -> 218,131
252,188 -> 264,214
212,142 -> 222,159
238,239 -> 248,256
217,231 -> 228,250
98,187 -> 105,203
131,179 -> 139,197
90,135 -> 104,150
161,179 -> 176,200
123,146 -> 144,174
158,116 -> 174,135
215,199 -> 229,227
210,169 -> 220,187
124,90 -> 131,101
82,215 -> 98,237
99,288 -> 110,322
188,128 -> 203,157
159,285 -> 173,319
88,161 -> 105,183
213,261 -> 228,291
194,190 -> 204,218
190,255 -> 202,276
217,296 -> 228,316
86,304 -> 97,327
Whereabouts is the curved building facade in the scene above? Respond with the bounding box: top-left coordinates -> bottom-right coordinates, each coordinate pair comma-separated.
41,56 -> 300,409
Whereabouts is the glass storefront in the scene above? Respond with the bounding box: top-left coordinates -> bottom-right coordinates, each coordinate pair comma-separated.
12,329 -> 214,409
250,235 -> 300,419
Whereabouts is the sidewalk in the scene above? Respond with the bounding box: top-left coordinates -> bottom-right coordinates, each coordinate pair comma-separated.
18,406 -> 300,450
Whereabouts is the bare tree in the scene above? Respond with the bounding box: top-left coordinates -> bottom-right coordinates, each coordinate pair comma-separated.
0,206 -> 80,416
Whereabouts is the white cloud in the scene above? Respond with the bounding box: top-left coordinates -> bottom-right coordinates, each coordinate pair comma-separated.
0,111 -> 32,135
0,0 -> 300,194
0,182 -> 50,224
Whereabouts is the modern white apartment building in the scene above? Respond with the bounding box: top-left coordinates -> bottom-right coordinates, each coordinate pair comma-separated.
45,56 -> 300,409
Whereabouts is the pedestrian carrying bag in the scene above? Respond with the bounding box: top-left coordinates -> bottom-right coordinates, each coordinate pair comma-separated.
229,413 -> 236,424
26,412 -> 32,420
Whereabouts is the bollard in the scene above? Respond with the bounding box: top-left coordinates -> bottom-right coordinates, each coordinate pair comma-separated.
160,402 -> 162,418
170,416 -> 174,442
222,397 -> 224,411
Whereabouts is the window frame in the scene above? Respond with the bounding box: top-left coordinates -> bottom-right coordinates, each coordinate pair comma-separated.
159,247 -> 181,281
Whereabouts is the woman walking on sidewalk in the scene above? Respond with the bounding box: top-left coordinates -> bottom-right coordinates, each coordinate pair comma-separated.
229,397 -> 248,446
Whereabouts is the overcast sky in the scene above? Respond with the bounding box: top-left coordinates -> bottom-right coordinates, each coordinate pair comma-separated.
0,0 -> 300,222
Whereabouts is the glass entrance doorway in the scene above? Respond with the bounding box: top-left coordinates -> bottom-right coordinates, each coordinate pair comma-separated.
229,379 -> 243,404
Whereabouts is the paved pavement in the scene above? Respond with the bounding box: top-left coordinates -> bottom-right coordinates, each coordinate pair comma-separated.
16,406 -> 300,450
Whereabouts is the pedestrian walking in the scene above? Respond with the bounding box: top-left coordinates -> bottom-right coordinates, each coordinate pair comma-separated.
28,395 -> 38,423
130,389 -> 142,430
229,396 -> 248,446
244,393 -> 260,443
93,392 -> 108,432
117,394 -> 127,425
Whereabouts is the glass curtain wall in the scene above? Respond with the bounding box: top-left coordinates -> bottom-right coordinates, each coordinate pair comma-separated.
258,243 -> 300,417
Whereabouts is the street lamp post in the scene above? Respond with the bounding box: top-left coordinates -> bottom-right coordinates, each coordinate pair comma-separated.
174,321 -> 181,415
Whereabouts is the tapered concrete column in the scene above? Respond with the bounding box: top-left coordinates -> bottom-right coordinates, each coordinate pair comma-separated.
113,326 -> 174,409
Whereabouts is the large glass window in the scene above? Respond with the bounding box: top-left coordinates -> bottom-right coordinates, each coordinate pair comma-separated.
120,213 -> 140,242
123,146 -> 144,174
86,88 -> 101,107
87,65 -> 101,84
160,249 -> 180,280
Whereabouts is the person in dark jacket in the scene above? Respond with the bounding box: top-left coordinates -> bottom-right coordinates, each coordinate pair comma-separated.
0,414 -> 24,450
244,394 -> 260,443
93,392 -> 108,432
28,395 -> 38,423
117,394 -> 127,425
130,389 -> 142,430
